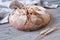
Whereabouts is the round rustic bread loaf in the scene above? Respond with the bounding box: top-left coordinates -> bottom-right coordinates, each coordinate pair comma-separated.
9,5 -> 51,31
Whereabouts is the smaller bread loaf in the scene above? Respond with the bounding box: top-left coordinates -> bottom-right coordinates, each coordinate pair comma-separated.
9,5 -> 51,31
9,0 -> 23,9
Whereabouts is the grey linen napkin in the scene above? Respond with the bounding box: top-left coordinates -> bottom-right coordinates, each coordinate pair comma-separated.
0,6 -> 11,24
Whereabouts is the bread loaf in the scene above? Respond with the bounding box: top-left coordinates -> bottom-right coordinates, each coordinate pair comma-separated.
9,5 -> 51,31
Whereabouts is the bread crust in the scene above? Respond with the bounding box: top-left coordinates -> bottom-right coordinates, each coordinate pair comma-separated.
9,5 -> 51,31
